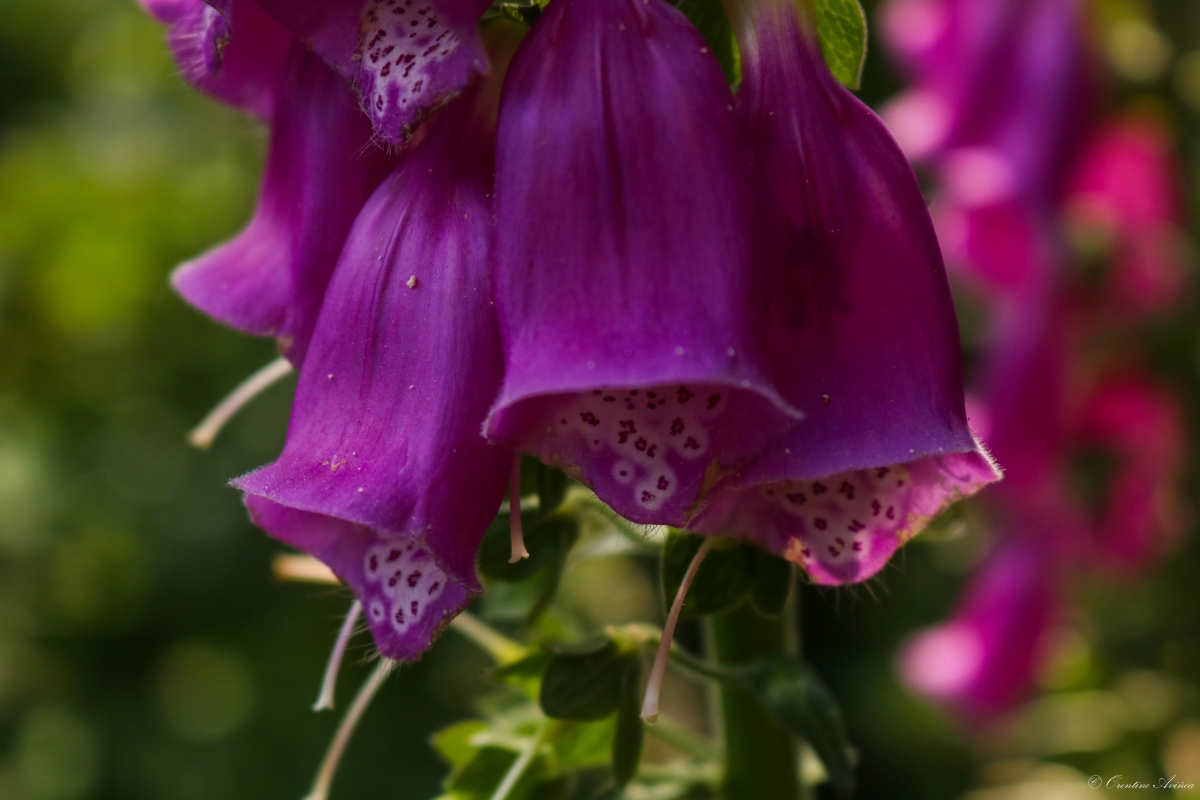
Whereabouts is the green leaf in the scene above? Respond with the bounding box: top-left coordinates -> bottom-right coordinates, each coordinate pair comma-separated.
479,514 -> 580,582
550,718 -> 615,769
447,747 -> 525,798
815,0 -> 867,89
433,720 -> 488,769
747,659 -> 854,797
661,531 -> 753,618
537,462 -> 570,516
540,640 -> 628,721
493,650 -> 555,696
611,658 -> 644,787
675,0 -> 740,85
748,550 -> 792,618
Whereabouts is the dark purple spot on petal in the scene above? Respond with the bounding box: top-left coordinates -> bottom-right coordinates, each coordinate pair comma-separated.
814,518 -> 828,530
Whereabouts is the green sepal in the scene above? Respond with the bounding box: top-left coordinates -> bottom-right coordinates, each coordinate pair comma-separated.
661,531 -> 753,618
537,462 -> 570,517
815,0 -> 867,90
748,550 -> 792,618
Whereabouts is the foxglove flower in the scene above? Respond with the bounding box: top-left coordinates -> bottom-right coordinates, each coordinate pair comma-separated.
138,0 -> 291,120
235,25 -> 520,660
688,0 -> 999,585
1074,375 -> 1185,573
250,0 -> 493,143
483,0 -> 800,527
899,535 -> 1061,720
1064,115 -> 1188,314
881,0 -> 1091,296
171,40 -> 397,365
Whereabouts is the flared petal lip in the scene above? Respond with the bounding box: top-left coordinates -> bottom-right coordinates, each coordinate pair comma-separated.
483,372 -> 803,443
233,468 -> 487,593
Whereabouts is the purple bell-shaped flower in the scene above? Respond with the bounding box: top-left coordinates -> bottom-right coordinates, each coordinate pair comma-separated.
689,0 -> 1000,584
235,24 -> 522,660
483,0 -> 801,528
170,39 -> 398,365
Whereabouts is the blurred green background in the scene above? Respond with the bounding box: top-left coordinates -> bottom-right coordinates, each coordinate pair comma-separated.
0,1 -> 1198,799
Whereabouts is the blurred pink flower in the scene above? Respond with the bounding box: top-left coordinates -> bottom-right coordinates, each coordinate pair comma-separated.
1064,116 -> 1189,314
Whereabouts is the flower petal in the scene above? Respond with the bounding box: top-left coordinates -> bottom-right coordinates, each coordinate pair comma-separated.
688,0 -> 999,583
250,0 -> 492,143
484,0 -> 799,527
898,536 -> 1059,720
139,0 -> 292,119
235,26 -> 519,659
171,41 -> 396,365
1076,375 -> 1186,572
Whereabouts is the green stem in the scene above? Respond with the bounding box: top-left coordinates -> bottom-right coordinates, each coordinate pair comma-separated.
707,600 -> 803,800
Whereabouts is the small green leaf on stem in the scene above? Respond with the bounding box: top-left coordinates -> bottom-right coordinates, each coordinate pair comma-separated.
748,658 -> 855,797
540,639 -> 627,721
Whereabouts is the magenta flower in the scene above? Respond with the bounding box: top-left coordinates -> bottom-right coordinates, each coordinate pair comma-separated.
250,0 -> 493,143
686,0 -> 998,584
234,27 -> 520,660
148,0 -> 996,664
1064,115 -> 1188,315
898,535 -> 1061,721
482,0 -> 801,527
169,41 -> 397,365
1074,374 -> 1186,573
880,0 -> 1092,297
138,0 -> 291,120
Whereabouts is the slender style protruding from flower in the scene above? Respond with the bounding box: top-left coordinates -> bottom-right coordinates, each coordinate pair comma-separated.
304,658 -> 396,800
689,0 -> 999,584
236,23 -> 522,661
642,538 -> 713,723
485,0 -> 800,528
187,356 -> 294,450
172,40 -> 397,365
313,600 -> 363,712
249,0 -> 493,143
508,455 -> 529,564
